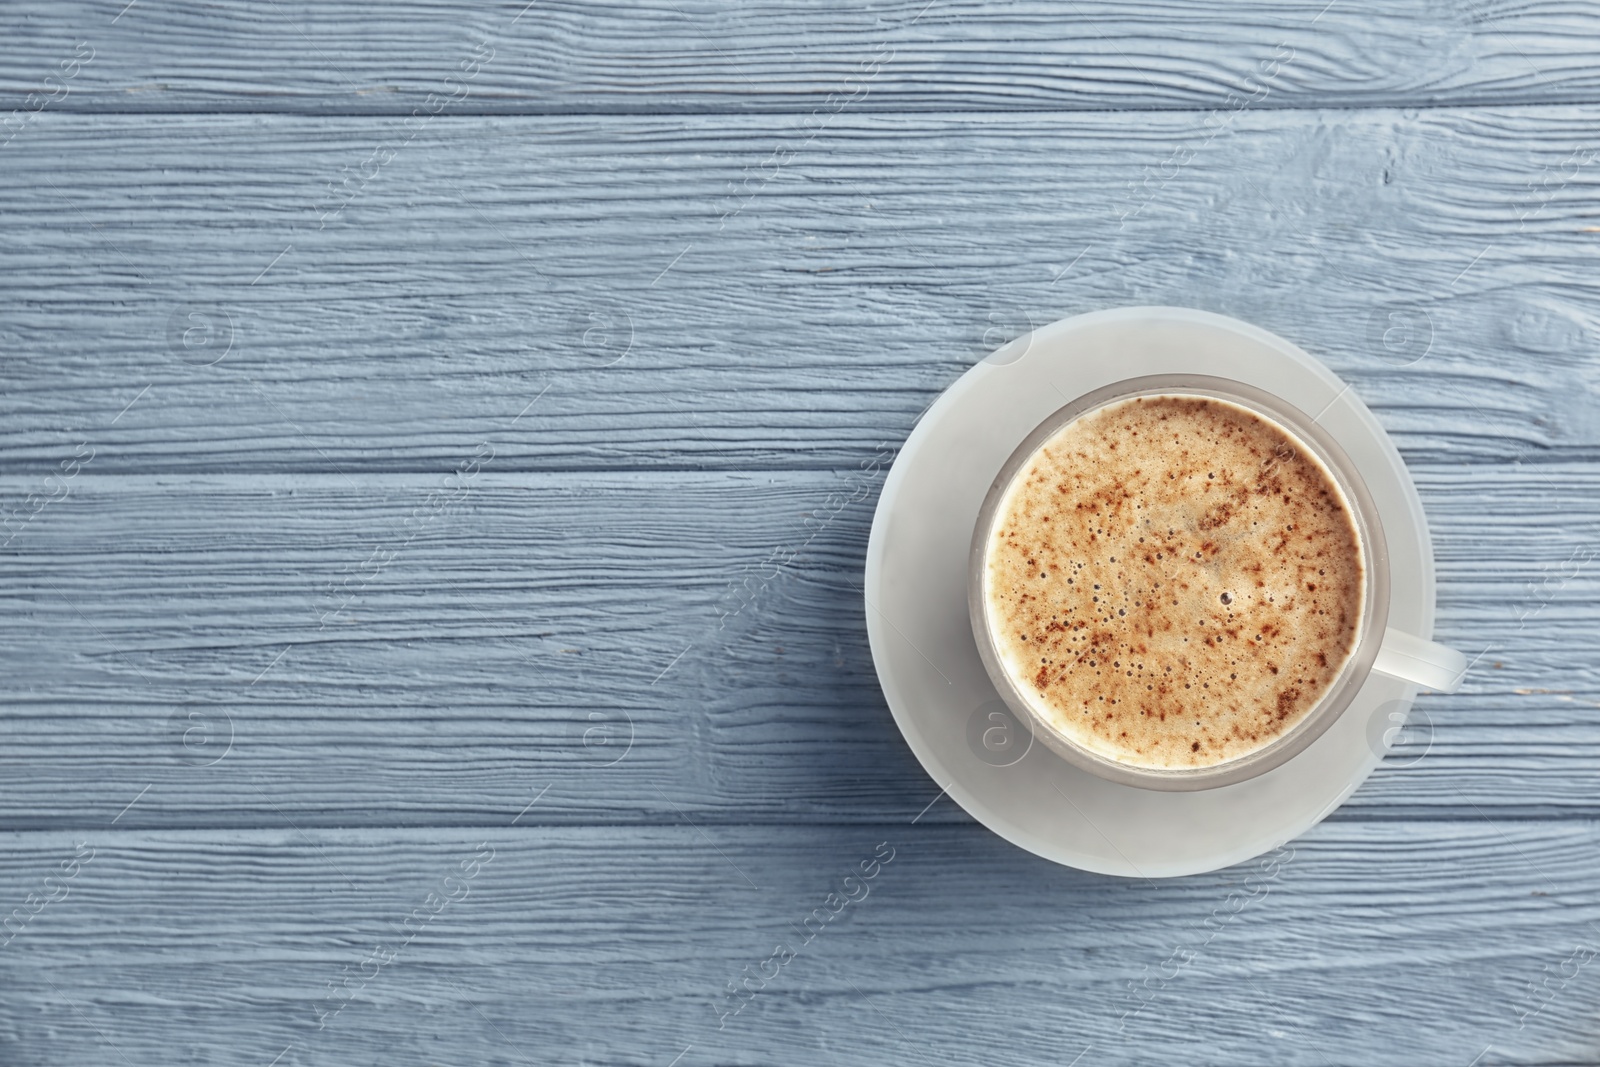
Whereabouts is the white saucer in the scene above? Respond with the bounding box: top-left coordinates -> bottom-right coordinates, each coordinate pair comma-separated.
865,307 -> 1437,878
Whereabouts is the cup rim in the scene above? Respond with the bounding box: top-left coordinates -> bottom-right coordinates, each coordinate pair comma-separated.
967,373 -> 1392,791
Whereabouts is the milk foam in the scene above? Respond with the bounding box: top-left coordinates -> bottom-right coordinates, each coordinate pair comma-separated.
984,395 -> 1363,769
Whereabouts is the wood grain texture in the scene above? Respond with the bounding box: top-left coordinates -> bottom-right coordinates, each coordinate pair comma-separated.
3,6 -> 1599,1065
5,0 -> 1600,114
3,110 -> 1599,473
1,822 -> 1597,1067
0,466 -> 1592,828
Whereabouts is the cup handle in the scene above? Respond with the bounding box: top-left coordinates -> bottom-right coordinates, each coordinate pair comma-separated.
1370,627 -> 1468,694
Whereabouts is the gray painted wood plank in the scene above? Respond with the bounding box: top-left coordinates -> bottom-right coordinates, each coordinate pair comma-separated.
3,110 -> 1597,473
4,0 -> 1600,115
0,466 -> 1592,828
0,822 -> 1596,1066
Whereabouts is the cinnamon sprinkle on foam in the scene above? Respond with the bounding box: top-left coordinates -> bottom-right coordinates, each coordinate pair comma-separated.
984,395 -> 1363,769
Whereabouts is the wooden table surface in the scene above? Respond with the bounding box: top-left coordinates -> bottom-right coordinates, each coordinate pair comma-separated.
3,3 -> 1598,1064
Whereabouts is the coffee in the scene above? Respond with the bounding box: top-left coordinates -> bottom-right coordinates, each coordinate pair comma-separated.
982,394 -> 1363,769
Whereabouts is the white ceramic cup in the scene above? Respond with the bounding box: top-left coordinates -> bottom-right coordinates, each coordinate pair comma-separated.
968,373 -> 1467,792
